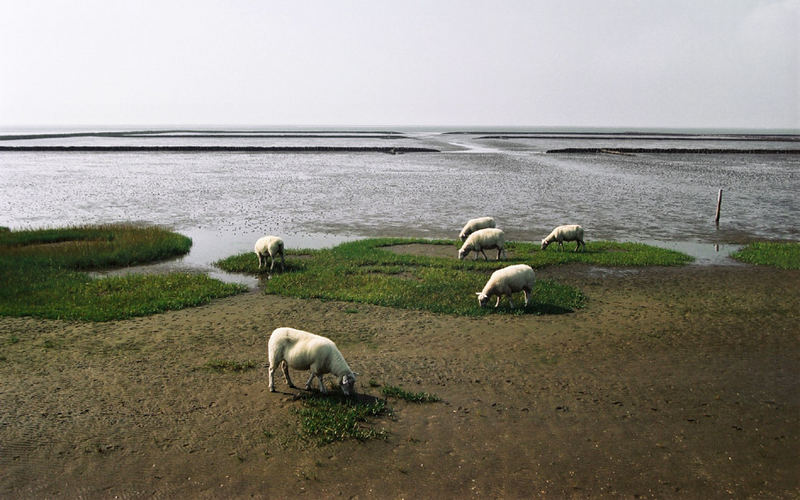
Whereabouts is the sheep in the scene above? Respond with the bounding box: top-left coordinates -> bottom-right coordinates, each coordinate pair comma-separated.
267,327 -> 357,396
541,224 -> 585,252
458,228 -> 507,261
476,264 -> 536,308
254,235 -> 285,272
459,216 -> 496,241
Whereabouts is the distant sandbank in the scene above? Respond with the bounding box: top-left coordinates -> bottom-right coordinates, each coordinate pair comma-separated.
0,146 -> 439,153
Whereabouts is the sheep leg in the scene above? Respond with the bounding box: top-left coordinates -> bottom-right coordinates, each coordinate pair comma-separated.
523,289 -> 530,307
268,364 -> 276,392
305,372 -> 327,393
507,293 -> 514,308
269,255 -> 275,272
279,252 -> 285,271
257,254 -> 264,270
281,361 -> 297,388
480,249 -> 489,261
494,296 -> 501,308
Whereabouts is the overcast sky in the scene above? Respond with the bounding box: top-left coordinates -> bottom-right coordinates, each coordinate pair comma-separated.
1,0 -> 797,129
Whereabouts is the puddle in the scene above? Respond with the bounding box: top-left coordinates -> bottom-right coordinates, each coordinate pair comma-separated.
88,229 -> 355,289
637,240 -> 745,266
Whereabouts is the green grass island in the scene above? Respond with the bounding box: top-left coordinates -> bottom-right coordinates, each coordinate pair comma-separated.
2,224 -> 797,325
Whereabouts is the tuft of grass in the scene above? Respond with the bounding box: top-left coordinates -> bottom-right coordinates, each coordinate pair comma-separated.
0,224 -> 246,321
381,385 -> 441,403
202,359 -> 257,373
293,392 -> 389,445
730,241 -> 800,269
217,237 -> 690,316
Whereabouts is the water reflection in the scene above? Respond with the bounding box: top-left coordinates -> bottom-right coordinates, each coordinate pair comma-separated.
636,240 -> 744,265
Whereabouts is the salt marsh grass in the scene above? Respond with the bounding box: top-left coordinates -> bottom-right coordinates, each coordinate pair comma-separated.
381,385 -> 441,403
731,241 -> 800,269
0,224 -> 245,321
216,238 -> 691,316
294,392 -> 389,445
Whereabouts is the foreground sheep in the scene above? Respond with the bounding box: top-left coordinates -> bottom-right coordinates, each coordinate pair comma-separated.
459,228 -> 507,261
476,264 -> 536,308
459,216 -> 496,241
268,327 -> 357,396
254,235 -> 285,272
541,224 -> 585,252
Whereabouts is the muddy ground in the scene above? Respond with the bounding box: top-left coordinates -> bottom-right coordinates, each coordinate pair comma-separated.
0,246 -> 798,498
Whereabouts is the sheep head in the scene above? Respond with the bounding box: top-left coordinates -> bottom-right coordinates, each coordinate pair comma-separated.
541,239 -> 550,250
340,373 -> 357,396
458,248 -> 468,260
475,292 -> 490,307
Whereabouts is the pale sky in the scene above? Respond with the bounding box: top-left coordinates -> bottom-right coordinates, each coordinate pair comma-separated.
1,0 -> 798,129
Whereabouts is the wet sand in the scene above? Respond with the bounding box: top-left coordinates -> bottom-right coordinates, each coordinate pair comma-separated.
0,251 -> 798,498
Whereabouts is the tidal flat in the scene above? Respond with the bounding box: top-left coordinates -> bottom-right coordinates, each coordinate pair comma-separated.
1,130 -> 798,497
1,262 -> 797,497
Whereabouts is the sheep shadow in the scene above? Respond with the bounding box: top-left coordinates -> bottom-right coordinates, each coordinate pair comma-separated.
291,389 -> 385,406
271,383 -> 386,407
486,301 -> 575,315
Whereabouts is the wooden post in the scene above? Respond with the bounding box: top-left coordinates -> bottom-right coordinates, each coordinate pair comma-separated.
714,189 -> 723,224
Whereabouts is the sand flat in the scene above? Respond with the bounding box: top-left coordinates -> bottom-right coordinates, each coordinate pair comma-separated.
0,264 -> 798,497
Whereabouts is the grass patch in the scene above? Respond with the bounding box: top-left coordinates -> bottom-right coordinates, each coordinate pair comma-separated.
215,249 -> 320,275
0,224 -> 246,321
293,392 -> 389,445
521,240 -> 694,267
382,385 -> 441,403
202,359 -> 257,372
216,237 -> 690,316
730,241 -> 800,269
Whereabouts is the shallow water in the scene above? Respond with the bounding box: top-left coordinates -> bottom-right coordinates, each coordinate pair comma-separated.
1,130 -> 797,279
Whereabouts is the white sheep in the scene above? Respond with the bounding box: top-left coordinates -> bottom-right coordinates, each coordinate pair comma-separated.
267,327 -> 357,396
459,216 -> 496,241
476,264 -> 536,308
458,228 -> 507,261
541,224 -> 585,252
254,235 -> 285,272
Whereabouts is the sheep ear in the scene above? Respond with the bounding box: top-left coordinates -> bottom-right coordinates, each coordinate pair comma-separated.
475,292 -> 481,296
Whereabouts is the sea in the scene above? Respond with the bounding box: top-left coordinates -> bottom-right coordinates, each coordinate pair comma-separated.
1,127 -> 798,283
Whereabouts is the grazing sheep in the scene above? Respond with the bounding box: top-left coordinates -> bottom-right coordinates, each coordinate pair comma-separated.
268,327 -> 357,396
541,224 -> 585,252
459,216 -> 496,241
476,264 -> 536,308
458,228 -> 507,261
254,235 -> 285,272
